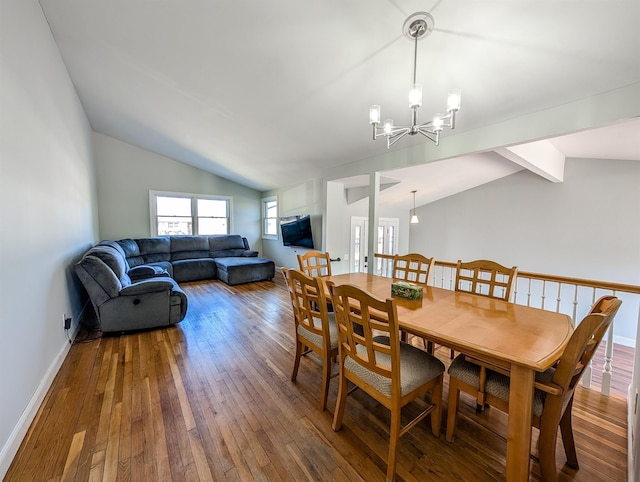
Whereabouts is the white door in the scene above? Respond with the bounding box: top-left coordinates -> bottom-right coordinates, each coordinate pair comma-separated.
350,217 -> 399,274
350,217 -> 368,272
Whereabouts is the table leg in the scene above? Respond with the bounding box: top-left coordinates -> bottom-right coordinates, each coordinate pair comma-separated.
506,364 -> 534,481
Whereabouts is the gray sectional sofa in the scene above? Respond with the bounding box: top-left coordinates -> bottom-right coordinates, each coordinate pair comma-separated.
75,235 -> 275,333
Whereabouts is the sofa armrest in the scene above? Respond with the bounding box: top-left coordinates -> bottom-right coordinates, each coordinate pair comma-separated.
129,265 -> 169,281
120,279 -> 174,296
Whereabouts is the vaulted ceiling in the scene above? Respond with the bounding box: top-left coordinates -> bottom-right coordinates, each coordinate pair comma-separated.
39,0 -> 640,206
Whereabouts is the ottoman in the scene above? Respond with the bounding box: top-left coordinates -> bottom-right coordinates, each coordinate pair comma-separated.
214,257 -> 275,286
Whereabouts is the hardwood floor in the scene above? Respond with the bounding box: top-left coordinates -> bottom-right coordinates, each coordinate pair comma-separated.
6,276 -> 629,481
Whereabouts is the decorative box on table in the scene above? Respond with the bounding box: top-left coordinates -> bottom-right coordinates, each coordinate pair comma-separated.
391,281 -> 424,300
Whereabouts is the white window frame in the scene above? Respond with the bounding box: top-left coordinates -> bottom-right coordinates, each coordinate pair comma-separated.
150,190 -> 233,236
261,195 -> 278,240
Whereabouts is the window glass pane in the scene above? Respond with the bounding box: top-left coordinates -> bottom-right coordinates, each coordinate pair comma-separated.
157,196 -> 191,216
157,217 -> 192,235
265,218 -> 277,235
198,217 -> 227,235
265,201 -> 277,217
354,225 -> 361,272
388,226 -> 395,255
198,199 -> 227,217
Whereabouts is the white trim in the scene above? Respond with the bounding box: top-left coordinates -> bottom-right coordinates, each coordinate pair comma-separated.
0,337 -> 75,479
614,335 -> 637,348
261,195 -> 278,241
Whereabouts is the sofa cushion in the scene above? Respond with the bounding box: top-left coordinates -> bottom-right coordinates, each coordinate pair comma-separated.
215,257 -> 275,286
80,256 -> 122,298
209,235 -> 245,252
117,238 -> 145,267
213,248 -> 250,258
86,246 -> 129,284
171,236 -> 210,261
128,264 -> 171,282
136,237 -> 171,263
172,258 -> 217,282
120,278 -> 175,295
97,240 -> 130,269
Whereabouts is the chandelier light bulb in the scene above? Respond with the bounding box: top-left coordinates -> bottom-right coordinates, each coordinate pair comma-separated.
409,84 -> 422,108
369,105 -> 381,124
433,114 -> 444,132
447,89 -> 461,112
384,119 -> 394,134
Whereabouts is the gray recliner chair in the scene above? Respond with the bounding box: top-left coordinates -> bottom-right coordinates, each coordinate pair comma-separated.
75,245 -> 187,333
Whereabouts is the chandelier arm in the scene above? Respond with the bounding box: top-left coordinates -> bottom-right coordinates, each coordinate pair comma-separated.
374,126 -> 411,138
387,130 -> 411,148
417,129 -> 439,145
416,111 -> 454,130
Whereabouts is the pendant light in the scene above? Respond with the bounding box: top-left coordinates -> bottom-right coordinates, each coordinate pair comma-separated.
410,190 -> 419,224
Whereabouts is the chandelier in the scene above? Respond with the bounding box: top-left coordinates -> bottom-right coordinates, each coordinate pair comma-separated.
369,12 -> 461,148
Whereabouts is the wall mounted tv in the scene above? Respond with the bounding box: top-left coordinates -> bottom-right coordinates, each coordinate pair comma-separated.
280,215 -> 315,249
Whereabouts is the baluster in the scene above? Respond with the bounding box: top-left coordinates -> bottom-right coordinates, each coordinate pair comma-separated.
571,284 -> 578,326
600,290 -> 617,396
555,282 -> 562,313
582,287 -> 598,389
526,278 -> 532,307
541,280 -> 547,310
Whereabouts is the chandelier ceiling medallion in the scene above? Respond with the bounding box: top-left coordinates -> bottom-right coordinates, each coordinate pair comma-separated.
369,12 -> 461,148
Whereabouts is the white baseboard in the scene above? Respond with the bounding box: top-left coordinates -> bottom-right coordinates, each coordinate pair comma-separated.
0,308 -> 85,480
614,335 -> 636,348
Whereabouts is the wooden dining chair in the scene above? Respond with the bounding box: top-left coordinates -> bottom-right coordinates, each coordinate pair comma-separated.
297,250 -> 332,278
453,259 -> 519,406
282,268 -> 338,411
455,259 -> 518,301
327,281 -> 445,482
392,253 -> 434,286
392,253 -> 435,351
446,295 -> 622,481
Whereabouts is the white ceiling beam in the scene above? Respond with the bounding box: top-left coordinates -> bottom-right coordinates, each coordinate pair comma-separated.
495,140 -> 565,182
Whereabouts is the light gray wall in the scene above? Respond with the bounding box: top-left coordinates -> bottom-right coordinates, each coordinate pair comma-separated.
409,157 -> 640,342
0,0 -> 98,476
261,179 -> 325,269
93,133 -> 262,251
264,178 -> 414,274
325,181 -> 351,274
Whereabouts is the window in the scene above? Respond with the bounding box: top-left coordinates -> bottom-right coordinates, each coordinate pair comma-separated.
150,191 -> 231,236
262,196 -> 278,239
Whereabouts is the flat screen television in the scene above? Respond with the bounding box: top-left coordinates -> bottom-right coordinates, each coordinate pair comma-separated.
280,215 -> 315,249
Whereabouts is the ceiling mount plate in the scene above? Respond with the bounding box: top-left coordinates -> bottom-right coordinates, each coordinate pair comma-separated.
402,12 -> 435,41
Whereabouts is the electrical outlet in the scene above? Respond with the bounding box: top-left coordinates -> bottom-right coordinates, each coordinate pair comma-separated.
63,313 -> 72,330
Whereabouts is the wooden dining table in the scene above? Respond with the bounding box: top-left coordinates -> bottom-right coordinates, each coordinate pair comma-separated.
324,272 -> 573,482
